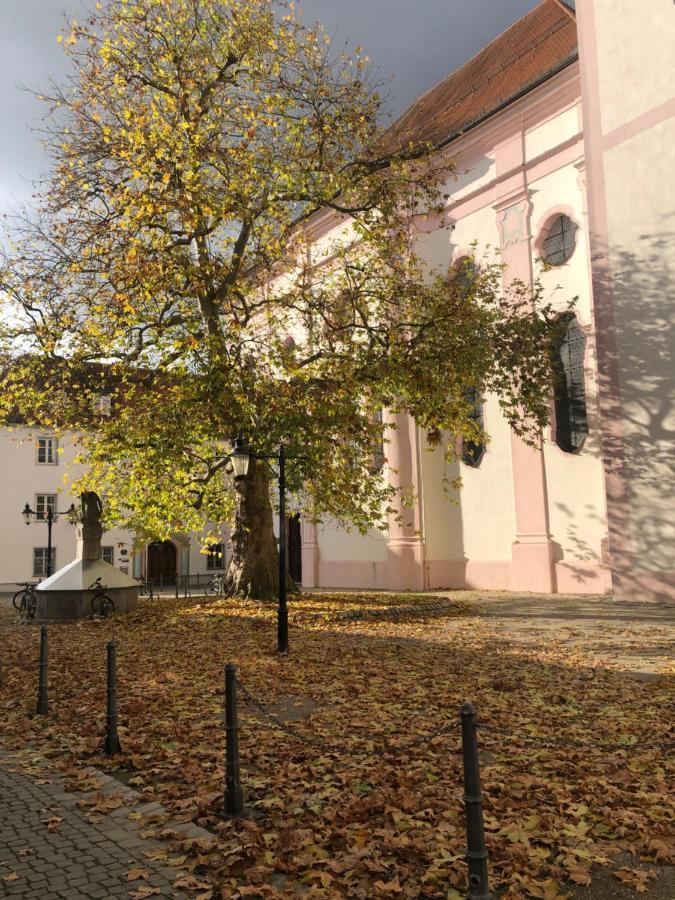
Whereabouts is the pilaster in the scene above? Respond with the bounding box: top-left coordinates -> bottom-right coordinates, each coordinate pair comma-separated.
494,151 -> 556,592
384,411 -> 425,591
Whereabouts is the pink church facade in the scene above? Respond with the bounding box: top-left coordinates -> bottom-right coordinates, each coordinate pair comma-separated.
301,1 -> 617,597
575,0 -> 675,603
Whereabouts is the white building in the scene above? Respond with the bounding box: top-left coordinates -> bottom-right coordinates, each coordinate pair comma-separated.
0,427 -> 229,592
3,0 -> 672,601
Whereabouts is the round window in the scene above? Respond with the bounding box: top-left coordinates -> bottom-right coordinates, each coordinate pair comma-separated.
541,214 -> 577,266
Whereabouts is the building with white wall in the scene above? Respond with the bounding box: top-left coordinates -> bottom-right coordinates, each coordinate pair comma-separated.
576,0 -> 675,603
3,1 -> 671,601
0,426 -> 229,592
297,0 -> 614,596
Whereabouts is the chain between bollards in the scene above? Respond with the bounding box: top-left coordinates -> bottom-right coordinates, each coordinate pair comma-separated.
224,663 -> 244,816
36,626 -> 49,715
461,702 -> 492,900
104,640 -> 122,756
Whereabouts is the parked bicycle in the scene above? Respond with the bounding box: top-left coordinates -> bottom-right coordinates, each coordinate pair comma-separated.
13,582 -> 38,620
205,572 -> 226,597
137,578 -> 155,600
90,577 -> 115,617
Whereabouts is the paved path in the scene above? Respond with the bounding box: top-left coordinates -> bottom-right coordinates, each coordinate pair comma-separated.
443,592 -> 675,677
0,754 -> 206,898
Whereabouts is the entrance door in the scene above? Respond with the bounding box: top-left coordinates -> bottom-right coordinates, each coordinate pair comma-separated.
287,515 -> 302,585
147,541 -> 177,583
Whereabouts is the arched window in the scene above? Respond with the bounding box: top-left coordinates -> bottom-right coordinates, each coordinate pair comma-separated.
541,214 -> 578,266
452,256 -> 478,293
369,408 -> 385,474
462,387 -> 485,467
552,314 -> 588,452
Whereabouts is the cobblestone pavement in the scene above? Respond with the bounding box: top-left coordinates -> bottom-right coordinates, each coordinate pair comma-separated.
440,592 -> 675,677
0,753 -> 206,898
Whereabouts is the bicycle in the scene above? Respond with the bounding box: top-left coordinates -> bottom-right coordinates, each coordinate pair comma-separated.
137,578 -> 155,601
13,582 -> 38,620
90,577 -> 115,617
205,572 -> 226,597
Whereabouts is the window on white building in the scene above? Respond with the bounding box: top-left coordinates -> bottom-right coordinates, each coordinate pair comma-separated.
102,546 -> 115,565
33,547 -> 55,578
93,394 -> 113,416
552,314 -> 589,453
461,387 -> 486,467
35,494 -> 57,520
541,215 -> 578,266
36,437 -> 58,465
206,544 -> 225,570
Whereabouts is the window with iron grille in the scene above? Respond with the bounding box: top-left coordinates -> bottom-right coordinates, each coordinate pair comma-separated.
35,494 -> 57,520
33,547 -> 55,578
541,214 -> 578,266
552,314 -> 588,452
370,408 -> 385,474
461,388 -> 486,467
452,256 -> 478,293
36,436 -> 57,465
101,546 -> 114,565
206,543 -> 225,570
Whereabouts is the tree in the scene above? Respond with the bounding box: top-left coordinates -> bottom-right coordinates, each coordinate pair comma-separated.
0,0 -> 561,599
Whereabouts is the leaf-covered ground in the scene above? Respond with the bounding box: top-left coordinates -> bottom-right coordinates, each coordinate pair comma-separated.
0,593 -> 673,899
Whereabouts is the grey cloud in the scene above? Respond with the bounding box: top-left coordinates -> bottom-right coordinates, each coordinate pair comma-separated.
0,0 -> 539,213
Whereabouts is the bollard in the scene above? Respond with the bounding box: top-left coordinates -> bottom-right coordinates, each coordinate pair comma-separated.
460,702 -> 491,900
159,573 -> 164,592
175,579 -> 179,599
223,663 -> 244,816
36,626 -> 49,715
104,641 -> 122,756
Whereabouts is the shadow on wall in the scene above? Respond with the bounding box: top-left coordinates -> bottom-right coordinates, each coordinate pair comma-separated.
594,226 -> 675,595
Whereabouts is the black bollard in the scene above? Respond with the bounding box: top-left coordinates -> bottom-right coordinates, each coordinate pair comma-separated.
36,626 -> 49,715
460,702 -> 491,900
104,641 -> 122,756
175,578 -> 179,599
223,663 -> 244,816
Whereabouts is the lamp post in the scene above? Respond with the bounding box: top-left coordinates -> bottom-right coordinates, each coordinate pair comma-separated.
227,440 -> 296,654
22,502 -> 78,578
277,445 -> 288,654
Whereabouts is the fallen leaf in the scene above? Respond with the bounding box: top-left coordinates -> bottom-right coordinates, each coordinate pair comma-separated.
126,867 -> 150,882
128,888 -> 161,899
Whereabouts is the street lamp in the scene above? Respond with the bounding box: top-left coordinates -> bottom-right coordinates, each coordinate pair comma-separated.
230,438 -> 251,480
231,440 -> 294,654
22,501 -> 78,578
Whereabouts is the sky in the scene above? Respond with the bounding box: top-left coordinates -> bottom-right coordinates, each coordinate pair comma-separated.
0,0 -> 543,215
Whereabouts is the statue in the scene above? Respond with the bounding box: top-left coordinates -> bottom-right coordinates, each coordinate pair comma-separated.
81,491 -> 103,525
76,491 -> 104,562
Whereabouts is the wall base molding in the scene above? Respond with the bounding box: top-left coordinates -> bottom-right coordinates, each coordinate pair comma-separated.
312,556 -> 611,596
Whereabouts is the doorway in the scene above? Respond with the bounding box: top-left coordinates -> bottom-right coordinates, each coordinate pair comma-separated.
287,515 -> 302,585
147,540 -> 177,583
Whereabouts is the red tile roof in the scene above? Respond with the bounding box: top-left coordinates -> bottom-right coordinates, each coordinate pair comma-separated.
384,0 -> 577,151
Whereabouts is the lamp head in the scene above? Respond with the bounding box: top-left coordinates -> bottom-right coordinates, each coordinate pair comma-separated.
230,438 -> 250,480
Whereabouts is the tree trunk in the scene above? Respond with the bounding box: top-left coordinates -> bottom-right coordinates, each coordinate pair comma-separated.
225,457 -> 287,601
